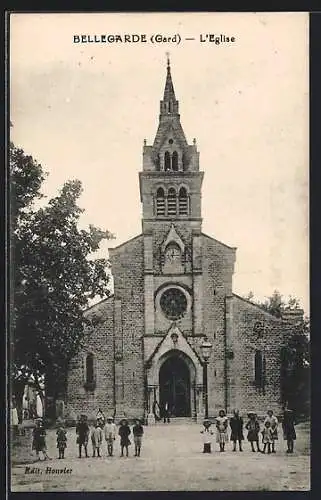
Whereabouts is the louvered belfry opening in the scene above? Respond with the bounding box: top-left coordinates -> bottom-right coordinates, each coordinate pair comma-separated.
167,188 -> 177,216
179,187 -> 188,215
156,187 -> 165,216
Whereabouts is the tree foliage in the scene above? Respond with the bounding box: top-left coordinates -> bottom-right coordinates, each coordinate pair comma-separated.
10,142 -> 115,411
243,289 -> 310,416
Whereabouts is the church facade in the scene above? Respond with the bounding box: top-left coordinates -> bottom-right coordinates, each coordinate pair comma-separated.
66,60 -> 300,422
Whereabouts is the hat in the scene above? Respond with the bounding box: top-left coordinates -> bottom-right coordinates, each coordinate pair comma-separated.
247,411 -> 256,417
120,418 -> 128,424
203,419 -> 211,425
106,416 -> 113,421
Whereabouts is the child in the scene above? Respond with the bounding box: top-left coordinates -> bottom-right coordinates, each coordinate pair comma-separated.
282,409 -> 296,454
76,414 -> 90,458
229,409 -> 244,452
56,420 -> 67,459
32,419 -> 51,461
216,409 -> 229,452
264,410 -> 278,453
104,416 -> 117,456
200,419 -> 214,453
118,419 -> 131,457
245,412 -> 261,452
91,420 -> 103,457
261,420 -> 273,454
132,418 -> 144,457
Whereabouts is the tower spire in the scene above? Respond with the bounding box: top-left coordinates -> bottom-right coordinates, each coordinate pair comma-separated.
163,52 -> 176,102
160,53 -> 178,116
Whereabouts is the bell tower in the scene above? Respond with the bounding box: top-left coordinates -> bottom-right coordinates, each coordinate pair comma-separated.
140,56 -> 205,340
139,55 -> 204,235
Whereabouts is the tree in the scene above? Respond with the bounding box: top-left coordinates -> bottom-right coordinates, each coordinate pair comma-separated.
243,289 -> 310,417
10,143 -> 115,418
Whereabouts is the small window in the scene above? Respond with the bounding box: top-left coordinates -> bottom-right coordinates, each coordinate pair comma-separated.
85,353 -> 94,384
167,188 -> 177,216
155,154 -> 160,171
164,151 -> 171,171
172,151 -> 178,171
178,187 -> 188,215
156,187 -> 165,216
182,153 -> 187,171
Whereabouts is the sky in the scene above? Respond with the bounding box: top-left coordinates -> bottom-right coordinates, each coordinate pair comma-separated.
10,12 -> 309,313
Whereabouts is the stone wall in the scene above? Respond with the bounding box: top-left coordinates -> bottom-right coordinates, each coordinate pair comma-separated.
66,297 -> 115,421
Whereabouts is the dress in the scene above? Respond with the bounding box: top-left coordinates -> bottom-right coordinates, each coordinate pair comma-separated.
119,424 -> 131,446
91,427 -> 103,448
32,426 -> 46,452
229,416 -> 244,442
56,428 -> 67,450
201,427 -> 213,452
245,419 -> 260,442
264,415 -> 278,440
76,421 -> 89,445
282,412 -> 296,440
11,407 -> 19,426
262,427 -> 273,444
216,416 -> 229,444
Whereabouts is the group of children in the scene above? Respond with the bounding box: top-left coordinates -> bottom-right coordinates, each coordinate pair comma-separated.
200,408 -> 297,454
31,407 -> 297,461
63,414 -> 144,459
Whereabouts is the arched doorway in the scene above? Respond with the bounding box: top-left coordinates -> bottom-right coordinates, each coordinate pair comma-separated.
159,355 -> 191,417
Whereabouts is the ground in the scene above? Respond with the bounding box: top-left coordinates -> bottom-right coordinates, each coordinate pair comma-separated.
11,420 -> 310,492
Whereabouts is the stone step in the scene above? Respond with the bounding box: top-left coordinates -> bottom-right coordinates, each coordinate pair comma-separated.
159,417 -> 195,425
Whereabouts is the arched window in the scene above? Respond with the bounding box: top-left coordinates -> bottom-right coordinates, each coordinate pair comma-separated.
167,188 -> 177,216
164,151 -> 171,171
85,353 -> 94,385
178,187 -> 188,215
254,350 -> 265,389
172,151 -> 178,171
156,187 -> 165,216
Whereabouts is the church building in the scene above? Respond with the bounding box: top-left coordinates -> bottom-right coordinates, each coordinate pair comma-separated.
66,59 -> 300,422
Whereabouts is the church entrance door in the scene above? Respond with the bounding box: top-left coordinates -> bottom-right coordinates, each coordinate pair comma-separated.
159,355 -> 191,417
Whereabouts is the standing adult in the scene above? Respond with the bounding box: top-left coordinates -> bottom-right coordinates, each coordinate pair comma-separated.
104,416 -> 117,456
163,401 -> 170,423
229,409 -> 244,452
11,398 -> 19,437
76,414 -> 90,458
32,418 -> 51,461
264,410 -> 279,453
282,408 -> 296,454
152,400 -> 161,422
